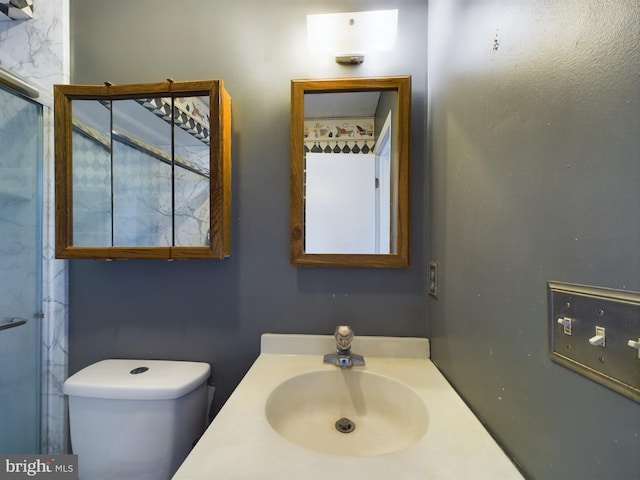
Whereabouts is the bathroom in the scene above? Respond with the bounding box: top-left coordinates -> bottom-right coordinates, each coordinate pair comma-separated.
0,0 -> 638,479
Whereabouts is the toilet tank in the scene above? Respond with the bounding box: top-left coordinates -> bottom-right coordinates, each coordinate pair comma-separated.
64,359 -> 211,480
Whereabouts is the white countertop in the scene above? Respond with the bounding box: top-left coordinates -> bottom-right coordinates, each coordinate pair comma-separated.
173,334 -> 523,480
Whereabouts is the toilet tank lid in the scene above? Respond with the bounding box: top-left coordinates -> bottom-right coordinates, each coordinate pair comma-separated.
63,359 -> 211,400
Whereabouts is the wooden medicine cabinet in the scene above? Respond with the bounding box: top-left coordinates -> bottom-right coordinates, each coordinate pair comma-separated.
290,76 -> 411,267
54,80 -> 231,259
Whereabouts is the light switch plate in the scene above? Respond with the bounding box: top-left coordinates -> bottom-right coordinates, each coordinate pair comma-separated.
548,282 -> 640,403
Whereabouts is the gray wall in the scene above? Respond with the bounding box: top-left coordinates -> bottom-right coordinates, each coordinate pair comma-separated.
68,0 -> 429,416
427,1 -> 639,480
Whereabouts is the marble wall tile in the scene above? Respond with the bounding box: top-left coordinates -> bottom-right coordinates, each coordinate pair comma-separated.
1,0 -> 70,454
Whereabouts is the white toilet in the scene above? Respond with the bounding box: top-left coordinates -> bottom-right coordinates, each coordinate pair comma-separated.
64,359 -> 211,480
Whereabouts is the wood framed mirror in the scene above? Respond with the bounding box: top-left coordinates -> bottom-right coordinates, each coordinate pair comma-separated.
290,76 -> 411,267
54,80 -> 231,259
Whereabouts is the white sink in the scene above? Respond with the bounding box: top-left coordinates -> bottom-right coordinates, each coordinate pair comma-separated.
173,334 -> 524,480
265,369 -> 429,456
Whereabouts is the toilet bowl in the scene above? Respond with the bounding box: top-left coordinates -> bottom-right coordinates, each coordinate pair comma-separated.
64,359 -> 211,480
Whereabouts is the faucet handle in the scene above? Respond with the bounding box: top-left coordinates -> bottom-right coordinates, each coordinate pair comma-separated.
334,325 -> 354,351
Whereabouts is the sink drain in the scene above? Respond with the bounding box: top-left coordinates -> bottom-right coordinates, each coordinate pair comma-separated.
335,417 -> 356,434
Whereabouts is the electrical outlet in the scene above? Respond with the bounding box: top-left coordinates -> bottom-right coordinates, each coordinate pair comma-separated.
428,262 -> 438,298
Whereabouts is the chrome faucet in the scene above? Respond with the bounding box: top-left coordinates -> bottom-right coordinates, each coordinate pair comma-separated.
323,325 -> 365,368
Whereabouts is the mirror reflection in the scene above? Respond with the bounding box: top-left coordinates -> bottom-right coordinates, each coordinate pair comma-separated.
290,76 -> 411,267
71,96 -> 210,248
303,90 -> 397,254
54,80 -> 231,259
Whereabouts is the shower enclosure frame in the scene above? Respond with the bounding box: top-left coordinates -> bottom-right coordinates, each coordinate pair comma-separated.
0,65 -> 69,455
0,81 -> 44,453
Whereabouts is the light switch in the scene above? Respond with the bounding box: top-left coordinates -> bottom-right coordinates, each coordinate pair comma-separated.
548,282 -> 640,403
589,326 -> 606,347
557,317 -> 572,335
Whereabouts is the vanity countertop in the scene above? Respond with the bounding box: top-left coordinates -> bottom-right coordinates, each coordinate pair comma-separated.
172,334 -> 524,480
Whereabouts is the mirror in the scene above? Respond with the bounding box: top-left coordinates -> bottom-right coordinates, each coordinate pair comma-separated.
54,80 -> 231,259
290,76 -> 411,267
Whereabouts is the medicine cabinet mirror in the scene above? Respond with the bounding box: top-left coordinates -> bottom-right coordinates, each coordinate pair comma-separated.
290,76 -> 411,267
54,80 -> 231,259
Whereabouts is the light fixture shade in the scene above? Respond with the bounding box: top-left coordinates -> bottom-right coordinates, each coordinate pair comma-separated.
307,9 -> 398,58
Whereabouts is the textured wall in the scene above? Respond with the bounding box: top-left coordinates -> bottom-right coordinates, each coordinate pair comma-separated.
68,0 -> 429,416
428,1 -> 639,479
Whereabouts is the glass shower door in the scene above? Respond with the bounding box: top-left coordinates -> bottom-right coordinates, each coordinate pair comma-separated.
0,84 -> 43,453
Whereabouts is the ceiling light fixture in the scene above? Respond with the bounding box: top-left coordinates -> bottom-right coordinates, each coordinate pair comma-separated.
307,9 -> 398,65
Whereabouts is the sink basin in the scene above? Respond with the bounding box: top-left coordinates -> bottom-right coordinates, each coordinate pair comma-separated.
265,369 -> 429,456
174,335 -> 525,480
